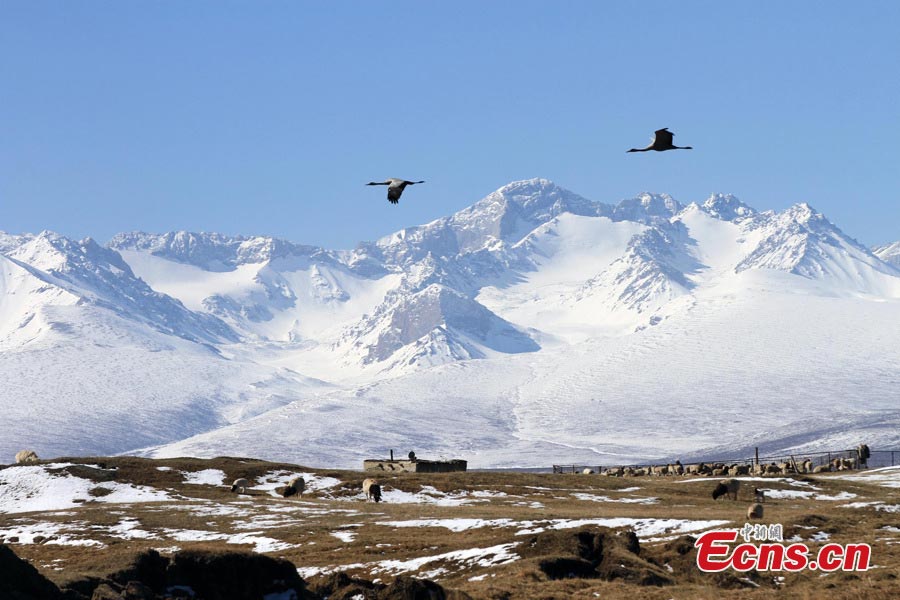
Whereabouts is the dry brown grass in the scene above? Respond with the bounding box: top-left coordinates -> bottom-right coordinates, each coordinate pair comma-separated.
2,456 -> 899,598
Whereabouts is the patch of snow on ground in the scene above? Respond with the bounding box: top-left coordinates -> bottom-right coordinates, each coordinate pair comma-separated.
571,493 -> 658,505
842,501 -> 881,508
250,470 -> 342,496
813,491 -> 857,500
331,530 -> 357,542
379,519 -> 514,532
159,527 -> 297,553
182,469 -> 226,486
0,464 -> 170,514
373,516 -> 727,541
297,543 -> 521,580
841,501 -> 900,513
0,520 -> 103,547
764,490 -> 815,500
514,517 -> 730,540
344,485 -> 491,506
831,466 -> 900,488
105,517 -> 158,540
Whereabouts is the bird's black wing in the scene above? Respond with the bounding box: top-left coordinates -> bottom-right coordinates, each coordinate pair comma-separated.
654,128 -> 674,146
387,186 -> 403,203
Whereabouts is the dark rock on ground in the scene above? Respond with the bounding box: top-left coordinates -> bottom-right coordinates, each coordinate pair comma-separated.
166,549 -> 313,600
308,572 -> 472,600
308,572 -> 378,599
519,527 -> 673,586
0,543 -> 63,600
375,575 -> 473,600
109,550 -> 169,593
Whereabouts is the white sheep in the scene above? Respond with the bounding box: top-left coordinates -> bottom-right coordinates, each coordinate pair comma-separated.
582,468 -> 594,475
230,478 -> 250,494
282,476 -> 306,498
15,450 -> 39,464
747,503 -> 764,519
362,478 -> 382,502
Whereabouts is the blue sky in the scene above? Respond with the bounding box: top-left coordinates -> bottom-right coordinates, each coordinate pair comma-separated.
2,2 -> 898,248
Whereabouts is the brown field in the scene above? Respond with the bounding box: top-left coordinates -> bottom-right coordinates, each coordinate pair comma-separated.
1,456 -> 899,599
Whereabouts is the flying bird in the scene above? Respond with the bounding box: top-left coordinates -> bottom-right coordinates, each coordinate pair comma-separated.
627,128 -> 693,153
366,178 -> 425,204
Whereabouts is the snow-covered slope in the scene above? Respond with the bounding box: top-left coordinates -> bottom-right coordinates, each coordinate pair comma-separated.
873,241 -> 900,268
0,232 -> 324,460
3,179 -> 899,467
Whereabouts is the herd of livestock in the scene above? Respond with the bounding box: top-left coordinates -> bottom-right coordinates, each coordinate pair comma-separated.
582,444 -> 871,478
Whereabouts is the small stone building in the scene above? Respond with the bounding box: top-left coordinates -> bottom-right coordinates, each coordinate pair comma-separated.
363,458 -> 467,473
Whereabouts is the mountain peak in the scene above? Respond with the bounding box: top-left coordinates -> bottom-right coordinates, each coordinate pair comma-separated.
700,193 -> 756,221
485,178 -> 604,218
783,202 -> 821,223
614,192 -> 681,223
110,230 -> 322,271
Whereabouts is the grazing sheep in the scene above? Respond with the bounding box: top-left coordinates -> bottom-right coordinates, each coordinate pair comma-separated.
727,464 -> 751,477
764,463 -> 781,475
231,478 -> 250,494
673,461 -> 684,476
282,476 -> 306,498
712,479 -> 741,501
813,465 -> 830,474
754,488 -> 765,503
15,450 -> 39,464
747,503 -> 764,519
582,468 -> 594,475
362,478 -> 382,502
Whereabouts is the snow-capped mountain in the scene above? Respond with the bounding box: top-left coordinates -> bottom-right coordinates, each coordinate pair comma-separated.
874,241 -> 900,268
2,179 -> 899,467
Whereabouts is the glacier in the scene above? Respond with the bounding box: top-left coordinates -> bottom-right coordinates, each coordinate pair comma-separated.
1,179 -> 899,468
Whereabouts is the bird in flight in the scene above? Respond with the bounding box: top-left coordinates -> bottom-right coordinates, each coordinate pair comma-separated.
366,178 -> 426,204
627,128 -> 693,153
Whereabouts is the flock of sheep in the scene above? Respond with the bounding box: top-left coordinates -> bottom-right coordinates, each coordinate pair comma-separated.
591,452 -> 867,479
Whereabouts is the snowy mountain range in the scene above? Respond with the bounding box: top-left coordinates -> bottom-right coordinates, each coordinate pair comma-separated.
2,179 -> 899,467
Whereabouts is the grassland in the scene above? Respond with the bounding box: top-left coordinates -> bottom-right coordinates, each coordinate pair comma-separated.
1,456 -> 899,599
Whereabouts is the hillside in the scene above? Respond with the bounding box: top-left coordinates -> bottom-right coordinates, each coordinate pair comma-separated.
1,179 -> 899,466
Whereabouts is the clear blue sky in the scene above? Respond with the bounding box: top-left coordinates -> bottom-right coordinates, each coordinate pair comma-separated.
2,2 -> 898,248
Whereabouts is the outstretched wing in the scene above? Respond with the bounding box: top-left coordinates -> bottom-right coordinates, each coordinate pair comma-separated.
653,128 -> 674,146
